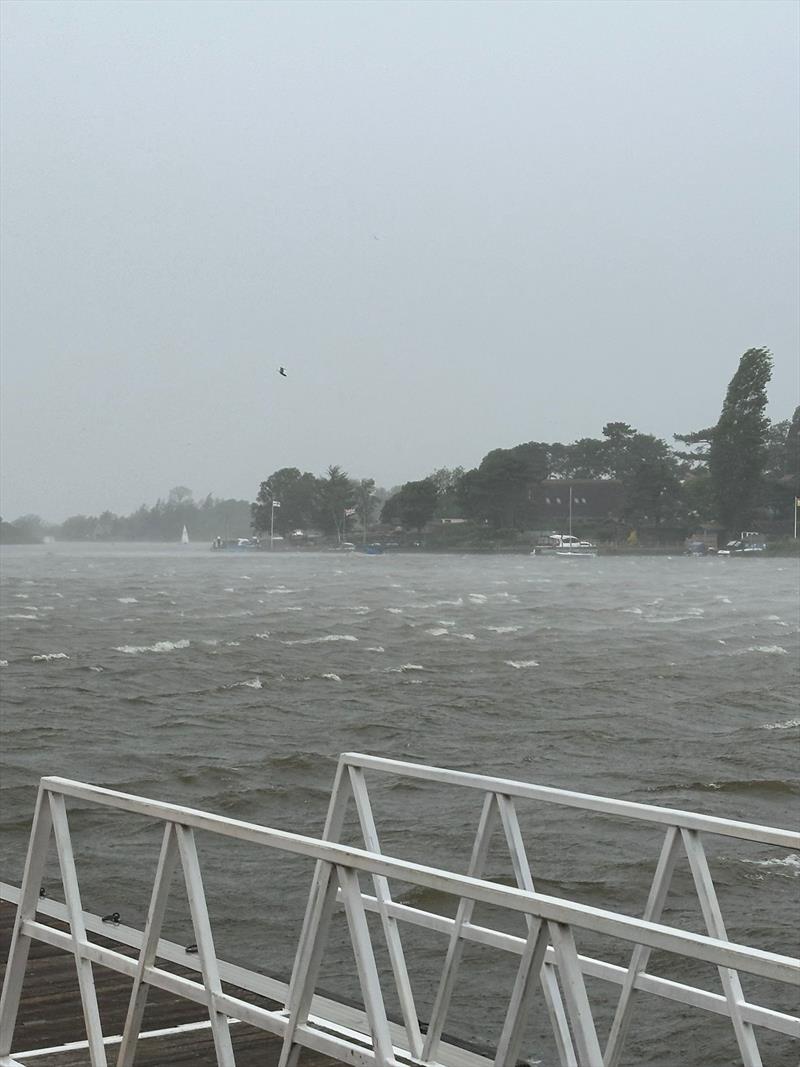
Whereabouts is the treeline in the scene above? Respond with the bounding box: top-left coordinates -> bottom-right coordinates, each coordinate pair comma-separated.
255,350 -> 798,541
4,349 -> 798,545
1,488 -> 252,544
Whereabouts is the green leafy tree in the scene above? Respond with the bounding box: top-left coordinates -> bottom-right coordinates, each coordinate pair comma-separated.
616,434 -> 683,526
393,478 -> 439,531
252,468 -> 319,536
457,449 -> 531,528
355,478 -> 377,538
428,467 -> 465,519
316,465 -> 356,540
785,407 -> 800,489
708,348 -> 773,535
567,438 -> 610,479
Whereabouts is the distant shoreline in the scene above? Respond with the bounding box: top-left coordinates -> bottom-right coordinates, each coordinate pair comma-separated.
2,540 -> 798,557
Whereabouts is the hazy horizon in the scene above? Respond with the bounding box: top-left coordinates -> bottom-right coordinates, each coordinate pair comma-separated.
2,0 -> 798,523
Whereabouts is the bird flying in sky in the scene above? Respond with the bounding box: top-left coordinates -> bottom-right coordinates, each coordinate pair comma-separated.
279,366 -> 287,377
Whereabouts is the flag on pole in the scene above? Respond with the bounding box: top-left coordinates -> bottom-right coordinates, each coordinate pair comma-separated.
344,507 -> 356,516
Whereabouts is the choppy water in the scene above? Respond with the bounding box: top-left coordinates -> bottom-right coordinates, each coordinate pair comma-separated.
1,544 -> 798,1065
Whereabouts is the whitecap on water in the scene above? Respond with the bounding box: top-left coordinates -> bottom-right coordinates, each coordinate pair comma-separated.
117,597 -> 138,604
7,614 -> 38,621
386,664 -> 424,673
760,718 -> 800,730
0,660 -> 8,667
386,608 -> 403,614
32,652 -> 69,662
741,854 -> 800,877
505,659 -> 538,669
284,634 -> 358,646
255,632 -> 270,639
486,625 -> 521,633
232,677 -> 262,689
322,673 -> 342,682
425,628 -> 450,636
468,594 -> 488,604
365,646 -> 385,652
732,645 -> 788,656
456,633 -> 476,640
114,639 -> 190,655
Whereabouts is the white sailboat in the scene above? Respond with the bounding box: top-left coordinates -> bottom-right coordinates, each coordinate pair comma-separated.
181,525 -> 190,545
556,487 -> 596,557
532,487 -> 597,557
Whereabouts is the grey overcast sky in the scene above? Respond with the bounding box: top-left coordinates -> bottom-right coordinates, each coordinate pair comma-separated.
1,0 -> 798,521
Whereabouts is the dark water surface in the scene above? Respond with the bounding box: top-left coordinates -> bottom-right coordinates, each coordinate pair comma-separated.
1,544 -> 798,1065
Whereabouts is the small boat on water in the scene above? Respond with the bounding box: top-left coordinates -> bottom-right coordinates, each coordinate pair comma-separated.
532,533 -> 597,557
181,525 -> 189,545
210,536 -> 261,551
532,488 -> 597,557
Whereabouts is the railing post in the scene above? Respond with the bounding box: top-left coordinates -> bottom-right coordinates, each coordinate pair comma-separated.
548,921 -> 603,1067
681,827 -> 763,1066
49,792 -> 108,1067
175,824 -> 236,1065
494,918 -> 550,1067
278,757 -> 354,1067
422,791 -> 499,1061
348,765 -> 424,1058
604,825 -> 681,1067
337,864 -> 397,1067
0,784 -> 52,1056
496,794 -> 575,1066
116,823 -> 180,1067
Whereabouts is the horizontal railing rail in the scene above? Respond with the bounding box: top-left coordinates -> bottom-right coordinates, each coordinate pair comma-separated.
0,765 -> 797,1067
340,752 -> 799,848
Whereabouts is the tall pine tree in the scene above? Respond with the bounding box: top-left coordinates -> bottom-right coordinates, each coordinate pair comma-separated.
709,348 -> 773,536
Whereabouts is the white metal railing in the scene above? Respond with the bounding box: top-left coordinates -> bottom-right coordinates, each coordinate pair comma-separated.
0,761 -> 796,1067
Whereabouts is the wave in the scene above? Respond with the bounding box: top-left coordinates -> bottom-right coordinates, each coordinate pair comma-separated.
690,779 -> 800,796
387,664 -> 424,673
283,634 -> 358,646
486,625 -> 521,633
425,628 -> 450,636
505,659 -> 539,669
31,652 -> 69,662
231,677 -> 262,689
322,673 -> 342,682
0,660 -> 7,667
741,853 -> 800,877
365,646 -> 385,652
7,614 -> 39,621
760,718 -> 800,730
732,645 -> 789,656
114,639 -> 191,654
117,597 -> 138,603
